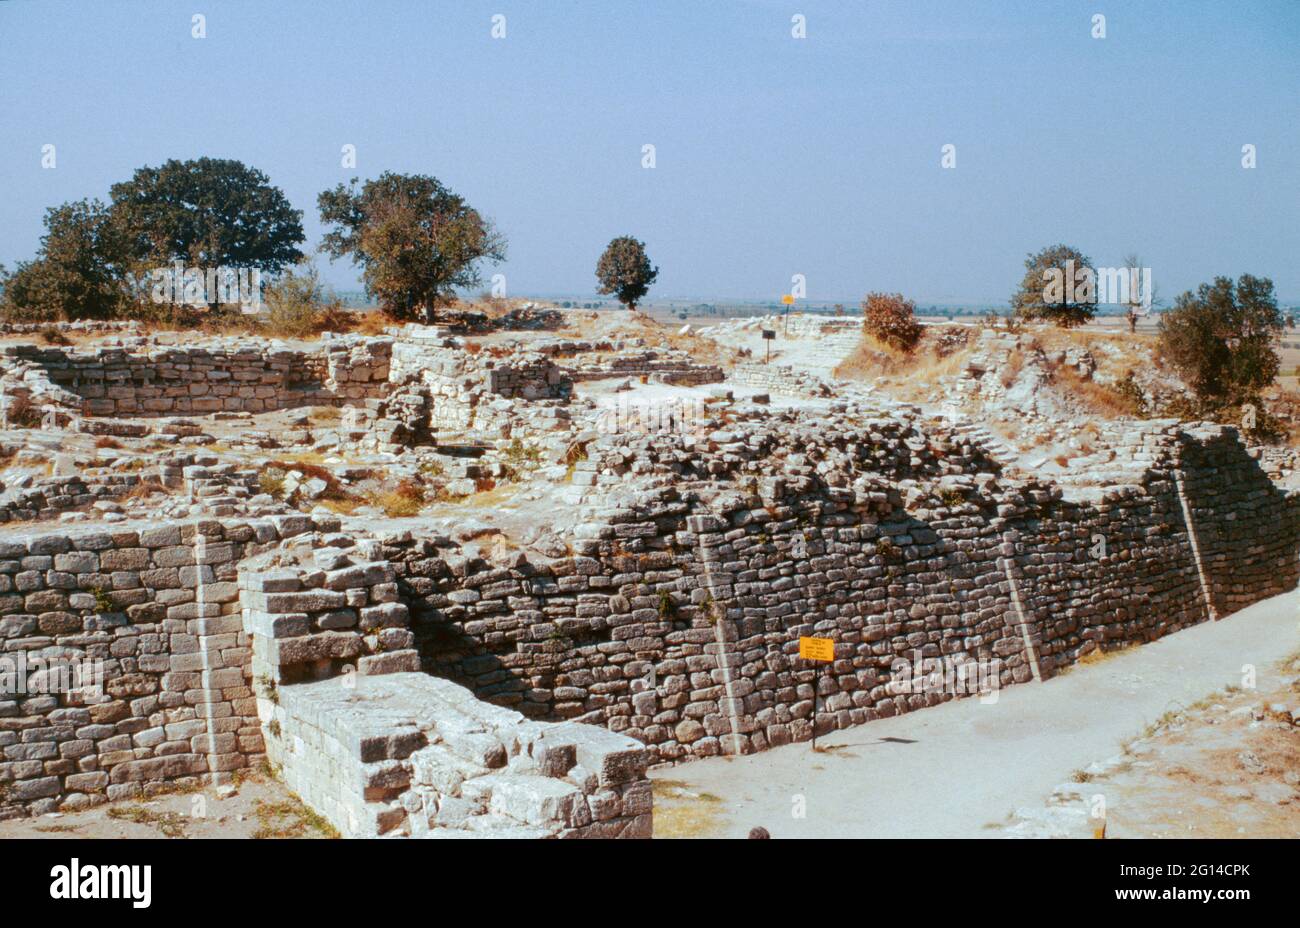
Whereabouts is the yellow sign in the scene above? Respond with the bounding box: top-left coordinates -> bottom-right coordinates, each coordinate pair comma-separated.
799,636 -> 834,662
781,294 -> 795,305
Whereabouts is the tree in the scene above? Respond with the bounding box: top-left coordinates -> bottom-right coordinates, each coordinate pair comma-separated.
109,157 -> 304,306
1010,244 -> 1098,327
318,172 -> 505,323
1119,252 -> 1162,333
0,199 -> 133,321
1156,274 -> 1283,405
862,292 -> 923,353
595,236 -> 658,311
1121,252 -> 1142,334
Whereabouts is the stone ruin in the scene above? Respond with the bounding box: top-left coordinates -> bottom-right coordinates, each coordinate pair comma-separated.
1,310 -> 1297,837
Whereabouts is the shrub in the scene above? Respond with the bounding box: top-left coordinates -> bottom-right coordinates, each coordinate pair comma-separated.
258,467 -> 288,498
261,262 -> 352,339
862,292 -> 923,353
1156,274 -> 1283,406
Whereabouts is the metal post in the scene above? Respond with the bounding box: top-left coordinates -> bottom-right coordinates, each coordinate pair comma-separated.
811,660 -> 818,751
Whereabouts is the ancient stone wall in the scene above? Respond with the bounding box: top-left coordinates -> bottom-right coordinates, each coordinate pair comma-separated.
0,338 -> 391,419
390,342 -> 569,433
265,672 -> 652,838
2,420 -> 1293,824
563,349 -> 725,386
0,516 -> 327,818
387,425 -> 1298,763
0,473 -> 151,525
730,362 -> 834,397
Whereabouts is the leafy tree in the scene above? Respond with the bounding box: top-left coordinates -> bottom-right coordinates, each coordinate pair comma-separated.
862,292 -> 923,353
1156,274 -> 1283,406
109,157 -> 304,305
0,199 -> 133,321
317,172 -> 505,323
1011,244 -> 1098,327
595,236 -> 658,311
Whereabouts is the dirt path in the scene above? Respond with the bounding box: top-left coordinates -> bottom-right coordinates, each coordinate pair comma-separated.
652,590 -> 1300,838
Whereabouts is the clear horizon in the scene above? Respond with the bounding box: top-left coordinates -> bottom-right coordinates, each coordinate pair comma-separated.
2,0 -> 1298,304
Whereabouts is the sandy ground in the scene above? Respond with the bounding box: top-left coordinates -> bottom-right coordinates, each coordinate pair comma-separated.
0,769 -> 335,840
651,589 -> 1300,839
1001,659 -> 1300,838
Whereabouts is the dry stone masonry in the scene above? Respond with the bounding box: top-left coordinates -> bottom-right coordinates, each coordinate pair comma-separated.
2,310 -> 1296,837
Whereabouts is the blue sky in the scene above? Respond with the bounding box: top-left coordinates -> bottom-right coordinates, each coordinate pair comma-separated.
1,0 -> 1297,304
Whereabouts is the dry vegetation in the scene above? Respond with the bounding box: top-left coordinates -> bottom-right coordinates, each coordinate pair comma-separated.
834,330 -> 973,401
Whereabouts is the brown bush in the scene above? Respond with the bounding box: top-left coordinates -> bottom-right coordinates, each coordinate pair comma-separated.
862,292 -> 923,354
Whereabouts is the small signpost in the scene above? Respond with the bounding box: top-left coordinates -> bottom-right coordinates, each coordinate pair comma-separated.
781,293 -> 795,335
799,635 -> 834,750
761,328 -> 775,363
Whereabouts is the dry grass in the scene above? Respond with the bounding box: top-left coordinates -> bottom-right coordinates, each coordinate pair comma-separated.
652,780 -> 729,839
93,436 -> 123,450
261,458 -> 361,509
835,333 -> 972,401
121,479 -> 168,501
251,795 -> 339,839
106,804 -> 189,838
273,451 -> 331,468
1053,367 -> 1144,418
349,310 -> 392,336
307,406 -> 342,425
316,496 -> 365,515
368,479 -> 425,517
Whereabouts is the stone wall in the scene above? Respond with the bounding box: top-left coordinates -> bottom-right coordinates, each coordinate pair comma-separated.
391,342 -> 569,433
0,516 -> 328,818
0,473 -> 151,525
0,338 -> 392,419
0,513 -> 655,837
265,672 -> 652,838
2,419 -> 1294,823
564,349 -> 725,386
729,362 -> 834,397
386,423 -> 1298,763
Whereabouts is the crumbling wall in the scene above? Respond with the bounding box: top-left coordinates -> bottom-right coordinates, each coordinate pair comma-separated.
239,543 -> 651,837
564,348 -> 724,386
265,672 -> 652,838
3,415 -> 1294,822
0,338 -> 391,419
390,342 -> 569,433
389,424 -> 1298,762
729,362 -> 834,397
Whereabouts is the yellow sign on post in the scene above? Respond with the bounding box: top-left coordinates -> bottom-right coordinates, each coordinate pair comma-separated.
799,636 -> 834,662
781,294 -> 795,305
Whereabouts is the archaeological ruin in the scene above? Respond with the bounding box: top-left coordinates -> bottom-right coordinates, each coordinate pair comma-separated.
1,311 -> 1296,837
